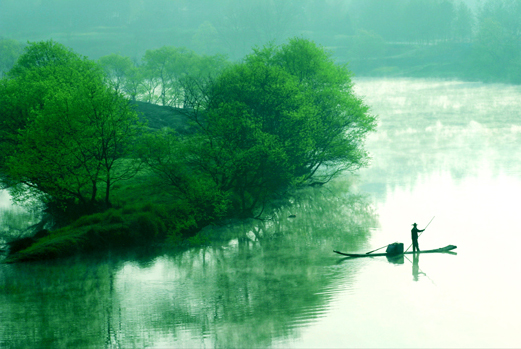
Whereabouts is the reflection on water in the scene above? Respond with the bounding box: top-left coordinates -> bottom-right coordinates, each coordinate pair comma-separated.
0,193 -> 39,253
277,79 -> 521,348
1,78 -> 521,348
411,253 -> 421,281
0,178 -> 377,348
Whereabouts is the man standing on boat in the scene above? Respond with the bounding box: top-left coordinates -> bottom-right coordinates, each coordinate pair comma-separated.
411,223 -> 425,252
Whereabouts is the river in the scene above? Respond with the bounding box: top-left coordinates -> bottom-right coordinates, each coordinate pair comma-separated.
1,78 -> 520,348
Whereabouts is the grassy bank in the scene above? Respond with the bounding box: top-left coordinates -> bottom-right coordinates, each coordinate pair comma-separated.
335,41 -> 475,80
3,102 -> 209,263
3,199 -> 211,263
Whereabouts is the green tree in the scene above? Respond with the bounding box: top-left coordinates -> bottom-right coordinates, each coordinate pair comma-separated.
480,0 -> 521,40
0,41 -> 142,218
181,38 -> 376,217
139,129 -> 231,227
98,53 -> 144,102
0,38 -> 24,77
453,1 -> 475,41
141,46 -> 197,107
136,47 -> 229,107
469,17 -> 519,81
121,64 -> 144,102
472,0 -> 521,82
98,53 -> 135,94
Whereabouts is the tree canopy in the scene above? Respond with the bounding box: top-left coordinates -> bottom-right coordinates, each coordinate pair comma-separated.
174,38 -> 376,217
0,38 -> 25,77
98,47 -> 229,107
0,41 -> 142,220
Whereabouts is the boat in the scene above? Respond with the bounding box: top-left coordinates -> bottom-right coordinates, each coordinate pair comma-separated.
333,245 -> 457,257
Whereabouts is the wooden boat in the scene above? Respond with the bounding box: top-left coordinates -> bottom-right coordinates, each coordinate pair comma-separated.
333,245 -> 457,257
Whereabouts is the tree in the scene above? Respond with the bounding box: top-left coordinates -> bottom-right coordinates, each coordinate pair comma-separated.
0,41 -> 142,218
480,0 -> 521,40
138,47 -> 229,107
453,1 -> 475,41
121,64 -> 143,102
141,46 -> 197,107
0,38 -> 24,77
469,18 -> 518,81
98,53 -> 135,94
138,129 -> 231,225
270,38 -> 375,178
181,38 -> 376,217
468,0 -> 521,82
98,53 -> 144,102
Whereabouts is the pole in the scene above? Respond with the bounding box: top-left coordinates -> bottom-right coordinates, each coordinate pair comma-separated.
405,216 -> 435,253
365,244 -> 389,254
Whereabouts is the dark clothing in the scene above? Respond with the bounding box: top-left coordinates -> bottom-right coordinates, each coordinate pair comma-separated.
412,239 -> 420,252
411,226 -> 424,252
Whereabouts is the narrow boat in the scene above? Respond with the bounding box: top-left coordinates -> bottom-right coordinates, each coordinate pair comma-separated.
333,245 -> 457,257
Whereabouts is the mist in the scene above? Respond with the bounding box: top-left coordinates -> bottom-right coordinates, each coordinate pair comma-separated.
2,1 -> 521,348
1,0 -> 520,83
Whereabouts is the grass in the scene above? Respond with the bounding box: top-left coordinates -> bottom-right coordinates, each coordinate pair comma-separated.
3,164 -> 208,263
2,100 -> 218,263
2,200 -> 203,263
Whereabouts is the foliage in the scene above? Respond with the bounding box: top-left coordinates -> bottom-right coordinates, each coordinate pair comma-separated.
98,47 -> 229,107
178,37 -> 376,218
142,46 -> 229,107
3,0 -> 520,85
0,41 -> 142,219
453,1 -> 475,41
98,53 -> 135,94
465,0 -> 521,83
138,128 -> 232,222
2,197 -> 222,262
468,17 -> 521,82
0,38 -> 24,77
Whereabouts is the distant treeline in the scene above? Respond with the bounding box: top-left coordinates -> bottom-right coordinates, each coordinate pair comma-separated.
344,0 -> 521,83
98,49 -> 229,108
0,0 -> 520,83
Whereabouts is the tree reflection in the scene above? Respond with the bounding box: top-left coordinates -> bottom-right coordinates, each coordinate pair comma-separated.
0,257 -> 119,348
0,177 -> 377,348
111,177 -> 377,348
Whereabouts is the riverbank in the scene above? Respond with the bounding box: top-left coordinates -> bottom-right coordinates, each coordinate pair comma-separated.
2,193 -> 209,263
335,41 -> 520,85
2,102 -> 208,263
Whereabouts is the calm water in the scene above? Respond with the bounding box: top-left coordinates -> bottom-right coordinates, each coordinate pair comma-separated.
1,78 -> 521,348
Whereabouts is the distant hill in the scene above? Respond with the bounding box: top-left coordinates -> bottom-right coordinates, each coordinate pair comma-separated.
132,101 -> 195,134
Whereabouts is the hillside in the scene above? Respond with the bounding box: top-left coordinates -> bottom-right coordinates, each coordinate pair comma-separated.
132,101 -> 194,133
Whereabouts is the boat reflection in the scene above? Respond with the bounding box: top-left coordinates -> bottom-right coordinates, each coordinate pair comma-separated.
386,254 -> 404,264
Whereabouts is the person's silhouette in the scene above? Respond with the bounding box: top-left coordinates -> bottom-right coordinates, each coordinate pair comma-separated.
411,223 -> 425,252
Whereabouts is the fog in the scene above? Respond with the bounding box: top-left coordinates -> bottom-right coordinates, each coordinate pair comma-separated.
1,0 -> 519,83
2,1 -> 521,348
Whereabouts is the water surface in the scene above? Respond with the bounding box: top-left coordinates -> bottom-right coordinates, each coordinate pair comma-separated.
1,78 -> 521,348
